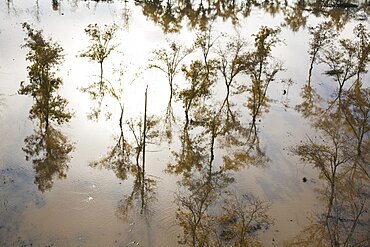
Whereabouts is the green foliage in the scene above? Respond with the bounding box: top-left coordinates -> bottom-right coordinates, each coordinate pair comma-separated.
23,126 -> 74,192
219,192 -> 272,246
149,41 -> 191,88
318,23 -> 370,101
80,23 -> 118,64
149,41 -> 192,124
240,26 -> 282,121
253,26 -> 280,62
353,24 -> 370,79
292,34 -> 370,244
308,21 -> 337,61
216,35 -> 247,90
80,23 -> 119,120
178,59 -> 217,124
19,22 -> 71,128
298,23 -> 370,120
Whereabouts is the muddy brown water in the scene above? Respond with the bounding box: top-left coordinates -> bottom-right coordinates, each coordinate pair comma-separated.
0,0 -> 369,246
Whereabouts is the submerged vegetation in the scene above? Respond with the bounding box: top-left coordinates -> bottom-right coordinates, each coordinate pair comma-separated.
19,23 -> 72,130
18,23 -> 74,192
80,23 -> 119,120
0,0 -> 369,246
291,22 -> 370,246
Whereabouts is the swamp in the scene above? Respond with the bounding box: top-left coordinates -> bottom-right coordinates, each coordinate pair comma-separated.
0,0 -> 369,246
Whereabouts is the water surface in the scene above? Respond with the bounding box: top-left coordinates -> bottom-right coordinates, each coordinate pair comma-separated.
0,0 -> 369,246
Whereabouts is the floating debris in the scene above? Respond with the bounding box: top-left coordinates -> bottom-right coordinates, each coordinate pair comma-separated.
127,241 -> 139,246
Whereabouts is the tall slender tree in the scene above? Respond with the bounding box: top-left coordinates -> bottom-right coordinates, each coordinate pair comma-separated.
18,22 -> 71,131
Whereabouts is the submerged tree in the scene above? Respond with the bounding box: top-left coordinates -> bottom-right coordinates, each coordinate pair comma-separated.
173,120 -> 272,246
291,90 -> 370,246
215,34 -> 247,126
307,21 -> 337,87
170,86 -> 271,246
90,88 -> 160,217
297,23 -> 370,120
18,23 -> 74,192
80,23 -> 119,120
238,26 -> 282,141
219,192 -> 272,246
23,126 -> 74,192
291,22 -> 370,246
296,21 -> 337,117
176,172 -> 226,246
18,22 -> 72,131
179,59 -> 217,126
149,41 -> 192,125
164,24 -> 278,247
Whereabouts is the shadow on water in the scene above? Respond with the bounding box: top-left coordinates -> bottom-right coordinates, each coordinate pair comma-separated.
289,22 -> 370,246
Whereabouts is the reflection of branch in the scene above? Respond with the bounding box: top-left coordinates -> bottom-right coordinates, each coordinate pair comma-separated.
23,126 -> 74,192
80,23 -> 119,120
90,128 -> 131,181
116,174 -> 157,220
149,41 -> 191,130
142,87 -> 148,193
292,100 -> 370,245
220,192 -> 273,245
304,23 -> 370,119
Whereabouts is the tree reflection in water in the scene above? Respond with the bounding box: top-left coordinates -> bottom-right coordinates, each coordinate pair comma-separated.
23,127 -> 74,192
80,23 -> 119,120
18,23 -> 74,192
115,114 -> 160,218
166,25 -> 285,246
78,21 -> 163,218
4,0 -> 370,33
1,0 -> 370,245
240,26 -> 282,141
134,0 -> 370,33
90,88 -> 161,218
171,100 -> 272,246
149,40 -> 192,136
291,22 -> 370,246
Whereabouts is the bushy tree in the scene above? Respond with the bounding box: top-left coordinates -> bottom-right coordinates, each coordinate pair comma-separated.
19,22 -> 71,130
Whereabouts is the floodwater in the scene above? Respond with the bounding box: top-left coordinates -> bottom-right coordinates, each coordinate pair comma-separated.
0,0 -> 369,246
